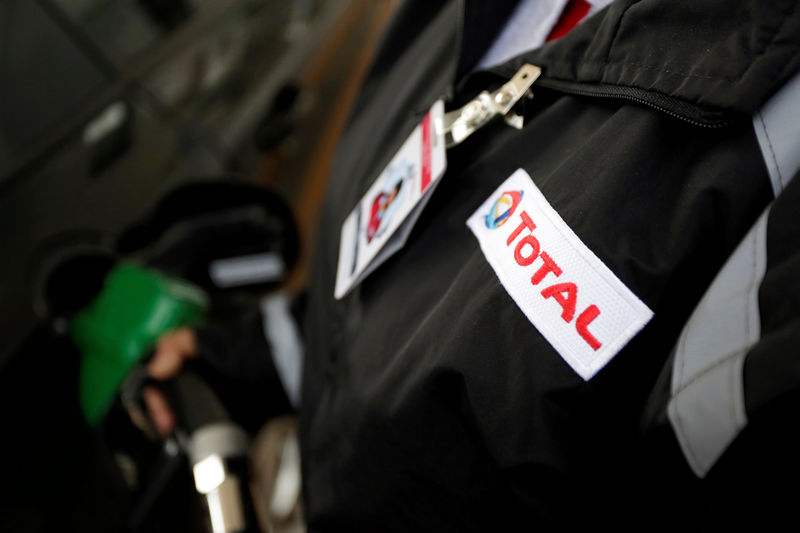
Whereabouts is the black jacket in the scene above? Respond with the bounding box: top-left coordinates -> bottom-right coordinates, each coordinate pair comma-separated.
300,1 -> 800,530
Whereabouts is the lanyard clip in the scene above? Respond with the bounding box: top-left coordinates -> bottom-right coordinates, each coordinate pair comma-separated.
439,64 -> 541,148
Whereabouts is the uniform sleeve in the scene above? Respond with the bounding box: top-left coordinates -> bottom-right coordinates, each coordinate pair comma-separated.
639,168 -> 800,530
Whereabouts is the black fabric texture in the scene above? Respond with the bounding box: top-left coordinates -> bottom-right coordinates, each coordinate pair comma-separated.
742,171 -> 800,415
299,0 -> 799,530
691,386 -> 800,531
634,176 -> 800,530
635,154 -> 800,533
492,0 -> 800,114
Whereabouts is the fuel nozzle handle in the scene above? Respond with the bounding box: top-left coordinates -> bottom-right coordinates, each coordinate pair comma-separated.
159,370 -> 229,434
159,370 -> 261,533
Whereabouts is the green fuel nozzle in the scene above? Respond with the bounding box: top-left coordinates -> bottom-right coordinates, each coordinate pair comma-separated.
69,262 -> 207,425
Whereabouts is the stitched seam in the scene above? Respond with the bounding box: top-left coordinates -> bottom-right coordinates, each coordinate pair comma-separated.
744,225 -> 755,361
672,346 -> 749,475
673,347 -> 750,400
674,219 -> 766,399
733,223 -> 756,426
581,0 -> 800,84
735,222 -> 756,428
550,59 -> 745,82
545,57 -> 741,82
672,334 -> 701,471
603,0 -> 634,65
672,321 -> 703,470
676,309 -> 691,388
758,110 -> 785,193
602,60 -> 735,81
728,355 -> 739,429
671,316 -> 703,472
673,403 -> 701,472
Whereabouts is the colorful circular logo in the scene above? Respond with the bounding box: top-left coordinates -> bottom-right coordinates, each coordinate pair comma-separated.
485,190 -> 523,229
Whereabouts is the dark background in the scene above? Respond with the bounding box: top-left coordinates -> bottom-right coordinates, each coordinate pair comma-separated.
0,1 -> 396,530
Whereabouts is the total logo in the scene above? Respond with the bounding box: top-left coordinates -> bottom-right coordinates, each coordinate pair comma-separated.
470,169 -> 653,379
484,191 -> 602,351
485,190 -> 523,229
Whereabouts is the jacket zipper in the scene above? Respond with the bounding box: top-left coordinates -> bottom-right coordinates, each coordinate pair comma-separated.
485,66 -> 735,129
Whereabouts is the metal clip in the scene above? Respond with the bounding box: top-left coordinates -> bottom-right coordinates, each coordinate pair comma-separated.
439,64 -> 541,148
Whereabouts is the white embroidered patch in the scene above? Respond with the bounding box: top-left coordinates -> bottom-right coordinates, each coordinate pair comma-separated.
467,169 -> 653,380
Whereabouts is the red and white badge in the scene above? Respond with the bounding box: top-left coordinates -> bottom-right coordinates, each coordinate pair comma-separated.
467,169 -> 653,380
335,100 -> 447,299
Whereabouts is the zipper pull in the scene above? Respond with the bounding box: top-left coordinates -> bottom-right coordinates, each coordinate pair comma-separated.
439,64 -> 541,148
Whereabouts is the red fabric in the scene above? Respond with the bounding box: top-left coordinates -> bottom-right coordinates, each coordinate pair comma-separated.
420,112 -> 432,192
367,193 -> 386,242
514,235 -> 541,266
546,0 -> 591,42
576,304 -> 602,350
506,209 -> 536,246
540,282 -> 578,322
530,252 -> 562,285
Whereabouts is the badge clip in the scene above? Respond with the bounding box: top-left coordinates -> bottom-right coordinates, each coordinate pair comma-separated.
439,64 -> 541,148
